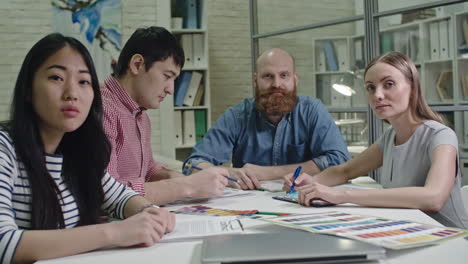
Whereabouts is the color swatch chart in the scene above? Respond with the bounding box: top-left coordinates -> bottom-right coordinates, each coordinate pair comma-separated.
263,211 -> 468,249
173,205 -> 258,217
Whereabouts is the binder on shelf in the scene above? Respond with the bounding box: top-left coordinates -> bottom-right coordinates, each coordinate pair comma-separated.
435,70 -> 452,102
182,110 -> 196,146
429,22 -> 440,60
316,49 -> 326,72
461,73 -> 468,100
393,30 -> 408,55
408,29 -> 419,62
323,40 -> 338,71
183,71 -> 203,106
193,83 -> 205,106
463,17 -> 468,43
380,32 -> 394,53
460,18 -> 468,56
196,0 -> 203,28
353,38 -> 364,69
193,34 -> 206,67
174,71 -> 192,106
464,112 -> 468,145
335,40 -> 348,71
176,0 -> 198,29
439,20 -> 450,59
181,34 -> 194,68
194,110 -> 207,143
316,75 -> 331,106
174,111 -> 183,146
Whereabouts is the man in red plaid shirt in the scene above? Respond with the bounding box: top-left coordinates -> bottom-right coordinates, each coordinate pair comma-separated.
101,27 -> 229,205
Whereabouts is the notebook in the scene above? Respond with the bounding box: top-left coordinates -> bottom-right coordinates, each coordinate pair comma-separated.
201,230 -> 385,264
273,191 -> 335,207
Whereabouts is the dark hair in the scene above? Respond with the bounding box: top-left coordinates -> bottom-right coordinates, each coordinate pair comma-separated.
364,51 -> 443,124
114,26 -> 185,77
2,33 -> 111,229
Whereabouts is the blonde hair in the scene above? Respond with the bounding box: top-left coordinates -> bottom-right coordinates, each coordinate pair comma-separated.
364,51 -> 443,124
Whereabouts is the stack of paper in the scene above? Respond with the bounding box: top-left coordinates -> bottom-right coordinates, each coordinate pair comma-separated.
262,211 -> 468,249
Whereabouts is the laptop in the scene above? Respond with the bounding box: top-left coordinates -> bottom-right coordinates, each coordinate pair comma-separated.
201,230 -> 385,264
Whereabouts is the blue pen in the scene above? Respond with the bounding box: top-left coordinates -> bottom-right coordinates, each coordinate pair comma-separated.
225,176 -> 239,183
288,166 -> 302,194
187,164 -> 239,183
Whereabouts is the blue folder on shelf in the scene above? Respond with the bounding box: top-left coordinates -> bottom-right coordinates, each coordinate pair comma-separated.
176,0 -> 198,29
323,40 -> 338,71
174,71 -> 192,106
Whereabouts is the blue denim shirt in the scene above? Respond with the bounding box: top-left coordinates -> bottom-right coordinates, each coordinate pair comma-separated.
183,96 -> 349,175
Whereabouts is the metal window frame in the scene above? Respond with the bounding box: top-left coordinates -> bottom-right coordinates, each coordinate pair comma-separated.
249,0 -> 468,179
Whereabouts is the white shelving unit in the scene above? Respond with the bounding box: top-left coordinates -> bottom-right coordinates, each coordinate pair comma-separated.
312,36 -> 368,151
157,0 -> 211,161
312,11 -> 468,162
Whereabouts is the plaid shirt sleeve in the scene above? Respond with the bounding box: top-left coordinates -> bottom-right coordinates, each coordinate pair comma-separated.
146,156 -> 167,182
102,104 -> 123,184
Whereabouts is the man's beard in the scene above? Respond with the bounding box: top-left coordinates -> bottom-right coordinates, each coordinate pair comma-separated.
255,85 -> 297,116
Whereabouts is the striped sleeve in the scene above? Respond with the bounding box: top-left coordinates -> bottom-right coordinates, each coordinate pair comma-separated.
101,172 -> 139,219
0,132 -> 24,264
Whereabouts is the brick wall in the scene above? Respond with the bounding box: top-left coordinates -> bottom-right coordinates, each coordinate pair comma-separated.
207,0 -> 356,121
0,0 -> 356,156
0,0 -> 164,154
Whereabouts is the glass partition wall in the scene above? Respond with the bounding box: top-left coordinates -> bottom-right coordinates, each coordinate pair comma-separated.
250,0 -> 468,183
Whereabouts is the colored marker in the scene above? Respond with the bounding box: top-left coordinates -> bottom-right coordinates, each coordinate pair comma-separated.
288,166 -> 302,194
256,211 -> 291,216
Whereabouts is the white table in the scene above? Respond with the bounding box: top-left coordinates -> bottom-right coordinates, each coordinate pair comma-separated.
38,188 -> 468,264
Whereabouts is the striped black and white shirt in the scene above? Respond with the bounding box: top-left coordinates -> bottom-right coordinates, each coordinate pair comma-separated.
0,130 -> 139,263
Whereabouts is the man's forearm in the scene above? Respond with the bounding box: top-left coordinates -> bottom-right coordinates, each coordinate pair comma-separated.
149,169 -> 183,181
144,178 -> 191,205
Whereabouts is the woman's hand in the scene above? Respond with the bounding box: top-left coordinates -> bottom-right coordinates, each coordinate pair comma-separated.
282,172 -> 315,192
108,207 -> 175,247
297,182 -> 346,207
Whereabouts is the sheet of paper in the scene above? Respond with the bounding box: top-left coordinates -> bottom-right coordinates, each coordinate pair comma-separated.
259,180 -> 284,192
262,211 -> 468,249
161,216 -> 244,242
166,187 -> 255,206
220,187 -> 255,198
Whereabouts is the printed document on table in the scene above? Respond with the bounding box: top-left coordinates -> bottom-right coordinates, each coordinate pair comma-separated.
161,215 -> 244,242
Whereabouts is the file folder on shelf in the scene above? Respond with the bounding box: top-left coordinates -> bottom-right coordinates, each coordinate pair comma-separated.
438,20 -> 450,59
429,22 -> 440,60
354,38 -> 364,69
408,30 -> 419,62
380,32 -> 394,53
176,0 -> 198,29
193,34 -> 206,67
183,110 -> 196,146
194,110 -> 207,143
174,111 -> 183,146
323,40 -> 338,71
335,40 -> 348,71
193,83 -> 205,106
183,71 -> 203,106
181,34 -> 194,68
174,71 -> 192,106
316,51 -> 326,72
